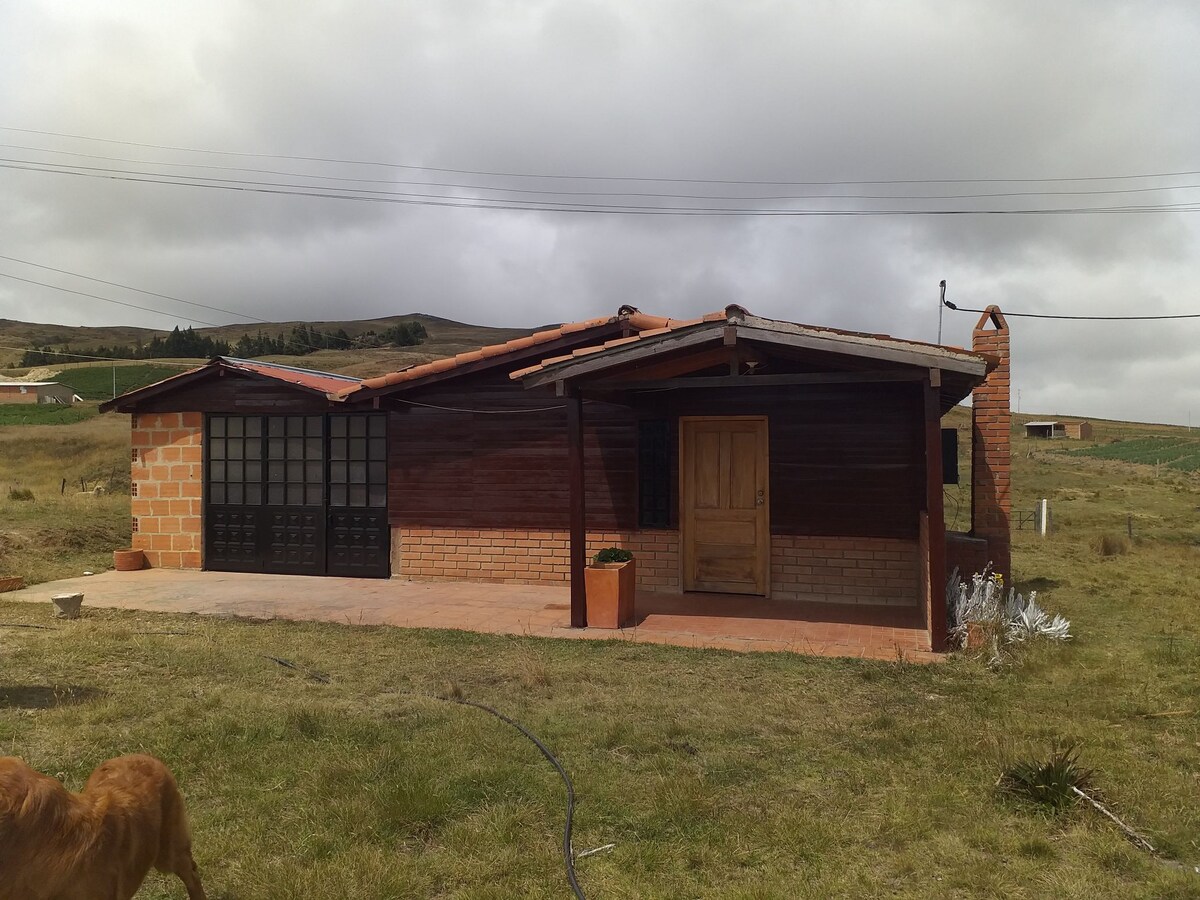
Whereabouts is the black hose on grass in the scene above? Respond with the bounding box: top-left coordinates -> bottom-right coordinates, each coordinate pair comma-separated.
446,695 -> 586,900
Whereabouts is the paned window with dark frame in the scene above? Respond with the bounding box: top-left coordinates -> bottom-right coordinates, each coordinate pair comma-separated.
266,416 -> 325,506
638,418 -> 672,528
328,414 -> 387,508
206,415 -> 263,505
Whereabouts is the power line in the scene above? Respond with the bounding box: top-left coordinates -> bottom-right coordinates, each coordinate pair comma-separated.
0,254 -> 263,324
6,159 -> 1200,216
942,299 -> 1200,321
0,258 -> 368,354
0,270 -> 225,328
0,342 -> 195,365
7,142 -> 1200,202
6,124 -> 1200,187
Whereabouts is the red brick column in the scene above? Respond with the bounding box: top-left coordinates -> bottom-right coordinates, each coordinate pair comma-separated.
130,412 -> 203,568
971,307 -> 1011,579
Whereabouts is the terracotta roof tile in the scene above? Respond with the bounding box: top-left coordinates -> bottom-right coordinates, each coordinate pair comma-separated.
344,311 -> 628,396
218,358 -> 361,394
508,306 -> 995,382
342,302 -> 984,398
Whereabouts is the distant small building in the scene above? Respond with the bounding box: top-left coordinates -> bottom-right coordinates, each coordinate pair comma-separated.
0,381 -> 79,405
1025,420 -> 1092,440
1063,421 -> 1093,440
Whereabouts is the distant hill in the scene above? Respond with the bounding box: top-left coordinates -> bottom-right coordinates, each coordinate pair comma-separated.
0,313 -> 542,378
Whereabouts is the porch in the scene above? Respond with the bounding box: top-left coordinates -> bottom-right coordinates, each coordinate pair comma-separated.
3,569 -> 937,661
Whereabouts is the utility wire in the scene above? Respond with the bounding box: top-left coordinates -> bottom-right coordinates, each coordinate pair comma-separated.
0,342 -> 195,365
7,160 -> 1200,216
5,124 -> 1200,187
0,254 -> 363,352
445,695 -> 586,900
7,142 -> 1200,202
0,270 -> 224,328
942,298 -> 1200,321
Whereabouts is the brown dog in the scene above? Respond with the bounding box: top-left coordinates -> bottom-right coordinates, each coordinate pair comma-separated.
0,753 -> 206,900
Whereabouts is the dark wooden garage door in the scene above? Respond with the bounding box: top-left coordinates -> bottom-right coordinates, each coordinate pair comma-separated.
204,413 -> 389,577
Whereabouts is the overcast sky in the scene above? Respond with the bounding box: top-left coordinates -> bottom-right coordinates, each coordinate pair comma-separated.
2,1 -> 1199,425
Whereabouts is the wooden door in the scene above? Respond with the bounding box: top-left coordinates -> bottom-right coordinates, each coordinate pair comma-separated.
680,417 -> 769,594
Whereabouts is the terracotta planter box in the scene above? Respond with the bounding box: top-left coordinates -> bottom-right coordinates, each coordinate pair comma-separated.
584,559 -> 636,629
113,548 -> 145,571
965,621 -> 988,650
0,576 -> 24,593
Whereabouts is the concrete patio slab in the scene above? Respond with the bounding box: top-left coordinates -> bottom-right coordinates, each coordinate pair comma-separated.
2,570 -> 938,662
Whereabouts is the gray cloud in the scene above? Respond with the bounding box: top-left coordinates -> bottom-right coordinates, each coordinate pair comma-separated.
2,0 -> 1200,424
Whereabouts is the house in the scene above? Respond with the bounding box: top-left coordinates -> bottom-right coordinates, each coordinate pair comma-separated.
100,305 -> 1012,651
0,381 -> 80,404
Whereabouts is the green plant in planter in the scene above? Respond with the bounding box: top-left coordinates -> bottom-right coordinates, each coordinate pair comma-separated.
592,547 -> 633,565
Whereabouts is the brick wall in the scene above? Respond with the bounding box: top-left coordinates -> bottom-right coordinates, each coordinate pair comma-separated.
771,534 -> 920,606
0,386 -> 38,404
395,528 -> 919,605
393,528 -> 680,591
971,307 -> 1012,579
129,412 -> 203,568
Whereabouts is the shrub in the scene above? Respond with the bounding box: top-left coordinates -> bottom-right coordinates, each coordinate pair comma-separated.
999,743 -> 1093,812
7,487 -> 34,501
592,547 -> 633,565
1096,533 -> 1131,556
946,567 -> 1071,650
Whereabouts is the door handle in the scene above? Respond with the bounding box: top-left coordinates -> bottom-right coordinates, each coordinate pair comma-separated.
756,489 -> 765,507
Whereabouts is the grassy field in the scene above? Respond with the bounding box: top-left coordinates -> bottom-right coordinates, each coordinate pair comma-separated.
1,412 -> 1198,897
1070,437 -> 1200,472
59,364 -> 188,401
0,412 -> 131,584
0,403 -> 98,426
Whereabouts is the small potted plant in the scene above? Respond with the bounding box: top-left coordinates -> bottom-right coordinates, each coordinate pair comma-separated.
585,547 -> 636,628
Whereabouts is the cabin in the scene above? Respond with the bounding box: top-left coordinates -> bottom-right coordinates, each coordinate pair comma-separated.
101,305 -> 1012,651
0,381 -> 79,405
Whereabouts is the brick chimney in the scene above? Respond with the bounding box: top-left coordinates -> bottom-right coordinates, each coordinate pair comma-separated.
971,306 -> 1011,579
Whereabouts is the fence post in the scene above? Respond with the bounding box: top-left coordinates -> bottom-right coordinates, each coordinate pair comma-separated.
1038,498 -> 1050,537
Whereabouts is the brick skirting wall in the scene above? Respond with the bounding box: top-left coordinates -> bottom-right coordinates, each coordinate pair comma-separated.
394,528 -> 921,605
393,528 -> 681,591
771,535 -> 920,606
129,412 -> 203,569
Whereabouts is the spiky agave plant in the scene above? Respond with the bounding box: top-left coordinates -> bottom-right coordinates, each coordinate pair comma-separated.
999,742 -> 1094,811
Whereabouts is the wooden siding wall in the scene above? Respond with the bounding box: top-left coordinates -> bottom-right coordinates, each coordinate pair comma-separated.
653,383 -> 924,539
387,374 -> 638,531
130,374 -> 339,414
389,377 -> 924,540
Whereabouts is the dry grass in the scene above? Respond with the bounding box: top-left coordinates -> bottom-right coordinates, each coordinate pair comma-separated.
0,409 -> 1198,897
0,411 -> 131,584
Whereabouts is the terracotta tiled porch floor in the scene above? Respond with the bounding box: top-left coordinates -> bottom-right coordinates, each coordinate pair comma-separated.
3,569 -> 938,662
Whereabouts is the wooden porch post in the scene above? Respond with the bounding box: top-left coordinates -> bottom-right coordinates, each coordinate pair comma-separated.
567,388 -> 587,627
924,371 -> 948,651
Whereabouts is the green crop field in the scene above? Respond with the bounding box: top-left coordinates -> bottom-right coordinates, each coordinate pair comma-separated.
1070,436 -> 1200,472
59,363 -> 186,401
0,403 -> 98,426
